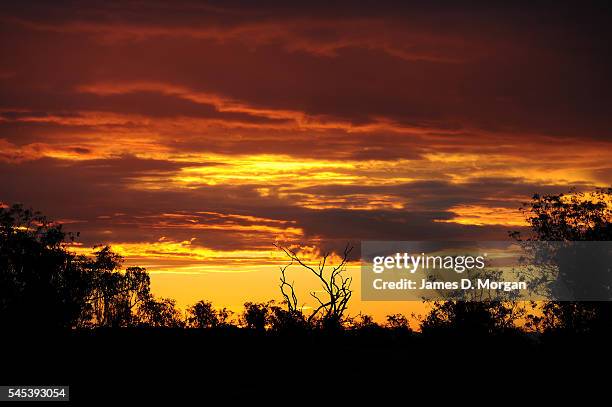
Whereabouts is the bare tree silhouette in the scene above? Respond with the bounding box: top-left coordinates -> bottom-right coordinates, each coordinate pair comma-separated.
274,243 -> 353,329
279,259 -> 299,314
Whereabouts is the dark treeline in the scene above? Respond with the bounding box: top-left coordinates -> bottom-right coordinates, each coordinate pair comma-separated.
2,189 -> 612,402
2,188 -> 612,340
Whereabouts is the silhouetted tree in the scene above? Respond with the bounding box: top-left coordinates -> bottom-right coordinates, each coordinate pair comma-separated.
0,204 -> 91,328
241,301 -> 271,331
137,296 -> 184,328
187,300 -> 234,328
274,243 -> 353,330
84,246 -> 151,327
117,266 -> 151,323
512,188 -> 612,242
187,300 -> 217,328
513,188 -> 612,334
1,204 -> 200,330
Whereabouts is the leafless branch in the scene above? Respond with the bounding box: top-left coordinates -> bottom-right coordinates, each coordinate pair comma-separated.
274,242 -> 354,327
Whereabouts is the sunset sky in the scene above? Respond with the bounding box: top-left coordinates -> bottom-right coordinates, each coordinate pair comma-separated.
1,1 -> 611,322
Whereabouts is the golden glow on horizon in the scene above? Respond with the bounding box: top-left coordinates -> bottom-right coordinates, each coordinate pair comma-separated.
68,242 -> 421,324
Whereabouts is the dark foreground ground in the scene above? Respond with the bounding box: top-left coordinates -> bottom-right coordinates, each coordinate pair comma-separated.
2,328 -> 610,404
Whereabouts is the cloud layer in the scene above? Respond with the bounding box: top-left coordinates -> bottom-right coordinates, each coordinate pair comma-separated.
2,1 -> 611,313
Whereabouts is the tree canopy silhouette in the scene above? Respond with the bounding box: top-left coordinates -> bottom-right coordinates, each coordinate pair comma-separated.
187,300 -> 233,328
0,204 -> 183,329
512,188 -> 612,334
0,204 -> 90,328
